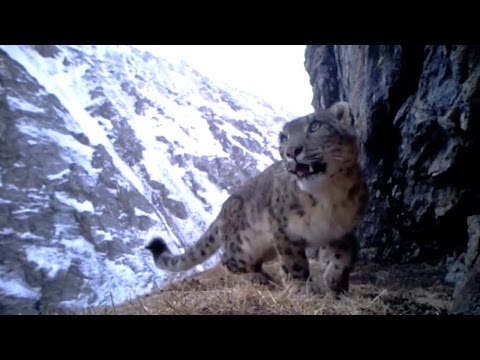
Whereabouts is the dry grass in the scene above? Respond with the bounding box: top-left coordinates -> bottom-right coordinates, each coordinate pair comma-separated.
80,261 -> 454,315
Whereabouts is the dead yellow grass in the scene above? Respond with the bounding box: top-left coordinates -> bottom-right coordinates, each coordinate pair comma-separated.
80,261 -> 453,315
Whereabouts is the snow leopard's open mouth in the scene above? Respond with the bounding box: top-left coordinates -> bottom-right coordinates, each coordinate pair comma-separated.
286,161 -> 327,178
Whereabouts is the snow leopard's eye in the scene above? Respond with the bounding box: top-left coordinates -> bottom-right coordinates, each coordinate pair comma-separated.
279,133 -> 288,145
309,121 -> 321,133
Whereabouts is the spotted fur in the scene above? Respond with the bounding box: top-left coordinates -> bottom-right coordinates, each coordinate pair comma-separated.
146,102 -> 368,294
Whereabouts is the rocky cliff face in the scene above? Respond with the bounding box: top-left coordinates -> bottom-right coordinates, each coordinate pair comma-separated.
305,45 -> 480,313
451,215 -> 480,314
0,45 -> 291,314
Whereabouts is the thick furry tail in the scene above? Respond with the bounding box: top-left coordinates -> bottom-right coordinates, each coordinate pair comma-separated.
145,223 -> 222,272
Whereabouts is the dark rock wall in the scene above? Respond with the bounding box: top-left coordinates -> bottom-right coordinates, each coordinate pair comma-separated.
305,45 -> 480,313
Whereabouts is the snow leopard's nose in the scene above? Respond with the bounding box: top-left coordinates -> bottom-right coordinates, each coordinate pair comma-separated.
286,145 -> 303,159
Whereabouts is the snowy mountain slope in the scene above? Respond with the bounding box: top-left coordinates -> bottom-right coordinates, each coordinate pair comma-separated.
0,45 -> 293,314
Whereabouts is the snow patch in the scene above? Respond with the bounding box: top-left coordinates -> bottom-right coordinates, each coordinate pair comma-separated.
0,268 -> 41,300
27,192 -> 49,201
55,192 -> 94,212
6,95 -> 45,114
95,230 -> 114,241
25,246 -> 70,278
0,228 -> 15,236
17,123 -> 98,177
48,168 -> 71,180
12,208 -> 41,215
18,232 -> 45,240
134,207 -> 158,220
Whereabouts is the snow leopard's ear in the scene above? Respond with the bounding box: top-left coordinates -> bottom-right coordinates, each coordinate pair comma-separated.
328,101 -> 353,127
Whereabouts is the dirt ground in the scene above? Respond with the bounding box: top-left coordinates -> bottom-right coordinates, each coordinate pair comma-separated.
80,260 -> 453,315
